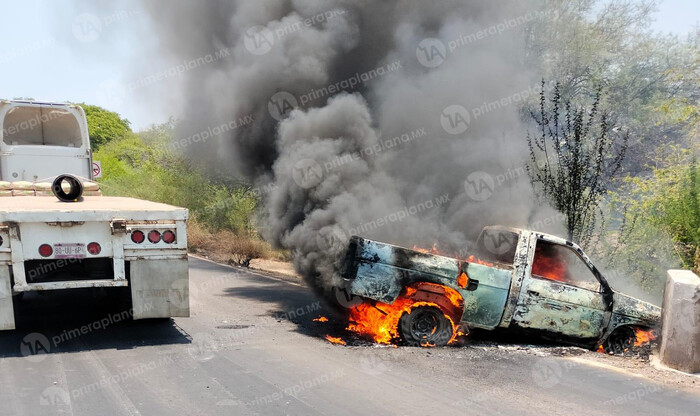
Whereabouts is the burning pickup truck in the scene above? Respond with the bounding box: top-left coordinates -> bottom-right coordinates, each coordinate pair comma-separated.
340,226 -> 660,352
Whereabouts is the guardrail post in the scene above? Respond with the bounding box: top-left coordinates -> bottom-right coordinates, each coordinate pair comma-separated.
660,270 -> 700,373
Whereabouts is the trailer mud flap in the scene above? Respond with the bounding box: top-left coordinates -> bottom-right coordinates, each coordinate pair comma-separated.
130,258 -> 189,319
0,265 -> 16,330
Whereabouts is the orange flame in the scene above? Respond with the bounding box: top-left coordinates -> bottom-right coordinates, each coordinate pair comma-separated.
412,242 -> 440,254
633,328 -> 657,347
457,272 -> 468,289
465,254 -> 494,267
347,283 -> 463,346
531,251 -> 567,283
313,316 -> 329,322
325,335 -> 346,345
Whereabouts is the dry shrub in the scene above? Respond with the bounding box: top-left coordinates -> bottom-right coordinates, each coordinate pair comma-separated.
186,218 -> 282,266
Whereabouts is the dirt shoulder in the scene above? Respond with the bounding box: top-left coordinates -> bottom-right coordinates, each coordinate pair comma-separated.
248,258 -> 300,280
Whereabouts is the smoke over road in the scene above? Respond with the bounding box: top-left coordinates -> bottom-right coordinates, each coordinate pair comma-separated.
114,0 -> 564,297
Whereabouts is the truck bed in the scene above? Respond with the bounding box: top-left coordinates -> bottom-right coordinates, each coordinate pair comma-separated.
0,196 -> 188,222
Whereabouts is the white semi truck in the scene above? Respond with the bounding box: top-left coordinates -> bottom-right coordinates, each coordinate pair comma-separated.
0,100 -> 189,330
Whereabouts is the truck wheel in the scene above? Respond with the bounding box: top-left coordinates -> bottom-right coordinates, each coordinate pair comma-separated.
399,305 -> 453,347
603,326 -> 635,354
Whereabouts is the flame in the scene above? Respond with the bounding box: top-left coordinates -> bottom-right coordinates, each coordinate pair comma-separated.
412,242 -> 440,254
313,316 -> 329,322
465,254 -> 494,267
347,283 -> 462,345
595,328 -> 657,354
457,272 -> 468,289
325,335 -> 346,345
633,328 -> 657,347
531,250 -> 567,283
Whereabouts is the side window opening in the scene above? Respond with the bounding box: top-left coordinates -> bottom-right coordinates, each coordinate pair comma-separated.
2,106 -> 83,148
531,240 -> 601,292
475,229 -> 519,267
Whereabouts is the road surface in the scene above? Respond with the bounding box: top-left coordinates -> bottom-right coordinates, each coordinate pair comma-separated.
0,257 -> 698,415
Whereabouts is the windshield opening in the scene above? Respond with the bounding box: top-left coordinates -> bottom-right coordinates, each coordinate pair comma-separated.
2,106 -> 83,147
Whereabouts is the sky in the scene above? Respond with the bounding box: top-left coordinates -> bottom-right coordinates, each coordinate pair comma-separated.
0,0 -> 698,131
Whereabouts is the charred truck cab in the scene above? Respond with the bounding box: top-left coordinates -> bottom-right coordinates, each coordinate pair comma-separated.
341,226 -> 660,351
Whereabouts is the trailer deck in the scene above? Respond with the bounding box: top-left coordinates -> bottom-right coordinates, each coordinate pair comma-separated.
0,196 -> 188,222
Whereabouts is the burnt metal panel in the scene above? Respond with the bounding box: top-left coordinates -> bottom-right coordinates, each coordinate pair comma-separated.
498,230 -> 532,327
460,263 -> 512,329
512,278 -> 608,338
611,292 -> 661,324
347,237 -> 513,329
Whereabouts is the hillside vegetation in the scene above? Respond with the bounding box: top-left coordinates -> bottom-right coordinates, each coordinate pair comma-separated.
92,119 -> 285,266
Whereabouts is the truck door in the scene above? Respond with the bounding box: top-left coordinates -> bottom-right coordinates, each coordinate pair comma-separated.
512,239 -> 608,340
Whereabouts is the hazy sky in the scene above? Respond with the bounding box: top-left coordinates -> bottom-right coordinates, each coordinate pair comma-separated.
0,0 -> 698,131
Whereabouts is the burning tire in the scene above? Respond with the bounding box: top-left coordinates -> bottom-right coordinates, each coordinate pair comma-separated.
398,305 -> 453,347
602,326 -> 635,354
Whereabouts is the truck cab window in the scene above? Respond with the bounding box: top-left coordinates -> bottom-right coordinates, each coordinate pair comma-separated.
475,229 -> 519,266
3,106 -> 83,147
531,240 -> 601,292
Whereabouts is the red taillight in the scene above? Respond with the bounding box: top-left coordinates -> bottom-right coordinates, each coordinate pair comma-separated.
148,230 -> 161,244
87,242 -> 101,255
39,244 -> 53,257
162,230 -> 176,244
131,230 -> 145,244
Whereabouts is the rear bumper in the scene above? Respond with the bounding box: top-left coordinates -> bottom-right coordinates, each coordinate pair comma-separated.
0,218 -> 190,329
13,279 -> 129,291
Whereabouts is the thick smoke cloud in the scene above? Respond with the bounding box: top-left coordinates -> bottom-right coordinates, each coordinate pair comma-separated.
121,0 -> 564,296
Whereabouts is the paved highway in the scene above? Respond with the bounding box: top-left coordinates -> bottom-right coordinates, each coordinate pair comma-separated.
0,257 -> 698,415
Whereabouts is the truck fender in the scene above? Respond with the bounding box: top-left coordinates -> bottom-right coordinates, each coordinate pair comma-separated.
403,282 -> 465,324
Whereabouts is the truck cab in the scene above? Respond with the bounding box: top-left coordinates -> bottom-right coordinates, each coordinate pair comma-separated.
0,100 -> 92,181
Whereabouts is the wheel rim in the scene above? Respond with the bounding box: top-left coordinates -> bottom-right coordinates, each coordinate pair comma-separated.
410,309 -> 441,340
606,327 -> 635,354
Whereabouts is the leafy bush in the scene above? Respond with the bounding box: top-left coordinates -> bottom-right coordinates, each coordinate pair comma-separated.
79,104 -> 132,151
93,121 -> 276,263
601,147 -> 700,293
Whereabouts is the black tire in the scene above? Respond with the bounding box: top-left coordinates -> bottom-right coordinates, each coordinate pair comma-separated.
603,326 -> 635,354
399,305 -> 453,347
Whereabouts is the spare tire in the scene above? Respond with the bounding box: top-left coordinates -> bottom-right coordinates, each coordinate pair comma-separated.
52,174 -> 84,202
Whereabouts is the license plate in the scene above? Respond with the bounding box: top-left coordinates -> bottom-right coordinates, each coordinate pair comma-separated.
53,243 -> 86,259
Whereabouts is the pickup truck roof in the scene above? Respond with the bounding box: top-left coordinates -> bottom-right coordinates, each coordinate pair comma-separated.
0,196 -> 188,222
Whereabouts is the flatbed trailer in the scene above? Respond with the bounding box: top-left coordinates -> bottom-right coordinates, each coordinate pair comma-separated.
0,100 -> 190,330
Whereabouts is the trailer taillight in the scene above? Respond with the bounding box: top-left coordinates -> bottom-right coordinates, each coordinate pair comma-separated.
162,230 -> 176,244
131,230 -> 145,244
39,244 -> 53,257
148,230 -> 161,244
87,242 -> 101,255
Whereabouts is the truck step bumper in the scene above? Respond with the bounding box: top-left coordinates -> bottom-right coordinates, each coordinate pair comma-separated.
14,279 -> 128,292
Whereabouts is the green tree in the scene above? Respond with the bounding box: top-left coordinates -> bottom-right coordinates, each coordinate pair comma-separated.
527,81 -> 628,247
525,1 -> 699,175
607,148 -> 700,289
79,104 -> 132,151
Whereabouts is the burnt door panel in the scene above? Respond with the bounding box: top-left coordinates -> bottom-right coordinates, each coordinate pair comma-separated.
512,240 -> 607,339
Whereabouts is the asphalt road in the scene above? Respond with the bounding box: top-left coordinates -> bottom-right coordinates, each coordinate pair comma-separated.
0,257 -> 698,416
